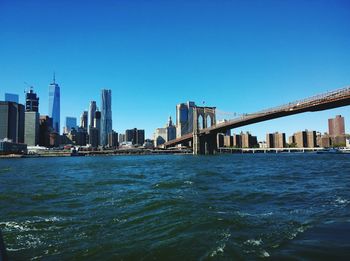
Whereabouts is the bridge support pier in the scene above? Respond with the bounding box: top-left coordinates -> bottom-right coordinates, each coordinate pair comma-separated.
193,133 -> 217,155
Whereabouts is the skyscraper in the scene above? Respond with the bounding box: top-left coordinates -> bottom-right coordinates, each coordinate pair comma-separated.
64,117 -> 77,133
24,111 -> 39,146
48,73 -> 60,133
80,111 -> 88,130
100,89 -> 112,146
88,101 -> 96,134
25,88 -> 39,112
5,93 -> 19,103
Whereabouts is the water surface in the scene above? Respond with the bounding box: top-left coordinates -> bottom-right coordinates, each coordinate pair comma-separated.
1,154 -> 350,260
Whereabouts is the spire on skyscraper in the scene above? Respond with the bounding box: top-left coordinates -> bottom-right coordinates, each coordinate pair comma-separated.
53,72 -> 56,84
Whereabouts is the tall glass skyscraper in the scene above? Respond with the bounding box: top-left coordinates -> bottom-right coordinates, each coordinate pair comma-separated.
88,101 -> 96,133
48,74 -> 60,133
100,89 -> 112,146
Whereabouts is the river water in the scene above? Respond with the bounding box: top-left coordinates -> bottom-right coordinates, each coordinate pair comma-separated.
0,154 -> 350,260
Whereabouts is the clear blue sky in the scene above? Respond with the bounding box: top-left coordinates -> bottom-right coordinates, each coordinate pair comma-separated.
1,0 -> 349,140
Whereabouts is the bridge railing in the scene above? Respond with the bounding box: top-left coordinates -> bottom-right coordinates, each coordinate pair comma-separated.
211,86 -> 350,130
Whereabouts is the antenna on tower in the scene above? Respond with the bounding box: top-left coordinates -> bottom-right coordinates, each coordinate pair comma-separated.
53,72 -> 56,84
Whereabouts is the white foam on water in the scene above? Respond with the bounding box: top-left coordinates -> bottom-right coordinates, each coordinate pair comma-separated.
235,211 -> 273,218
245,238 -> 263,246
184,180 -> 193,185
210,243 -> 226,257
260,250 -> 270,258
0,221 -> 32,232
335,197 -> 349,205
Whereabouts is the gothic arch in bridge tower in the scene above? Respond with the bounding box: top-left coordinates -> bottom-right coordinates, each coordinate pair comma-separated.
193,106 -> 217,132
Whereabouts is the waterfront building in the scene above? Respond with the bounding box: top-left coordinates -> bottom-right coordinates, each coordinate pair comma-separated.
5,93 -> 19,103
317,133 -> 331,148
48,74 -> 60,133
233,134 -> 242,148
89,127 -> 99,148
0,139 -> 27,155
25,88 -> 39,112
154,116 -> 177,147
64,117 -> 77,134
266,132 -> 286,148
241,132 -> 258,148
39,115 -> 53,147
328,115 -> 345,136
118,133 -> 126,143
176,101 -> 196,138
0,101 -> 25,143
126,128 -> 145,146
80,111 -> 88,130
24,111 -> 39,146
291,130 -> 317,148
101,89 -> 112,146
88,101 -> 96,134
217,134 -> 233,147
108,131 -> 118,148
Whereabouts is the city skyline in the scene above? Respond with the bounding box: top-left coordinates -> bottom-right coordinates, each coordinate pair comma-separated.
1,0 -> 350,140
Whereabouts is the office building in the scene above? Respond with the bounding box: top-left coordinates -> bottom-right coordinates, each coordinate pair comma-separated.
89,101 -> 96,134
126,128 -> 145,146
89,127 -> 99,148
24,111 -> 39,146
64,117 -> 77,133
5,93 -> 19,103
48,74 -> 60,133
80,111 -> 88,130
101,89 -> 112,146
328,115 -> 345,136
25,88 -> 39,112
39,115 -> 53,147
176,101 -> 196,138
0,101 -> 25,143
154,117 -> 177,147
266,132 -> 286,148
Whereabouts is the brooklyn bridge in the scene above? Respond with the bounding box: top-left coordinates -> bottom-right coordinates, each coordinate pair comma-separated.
162,86 -> 350,154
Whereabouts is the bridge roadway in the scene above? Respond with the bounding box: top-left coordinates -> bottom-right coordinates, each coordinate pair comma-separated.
163,86 -> 350,150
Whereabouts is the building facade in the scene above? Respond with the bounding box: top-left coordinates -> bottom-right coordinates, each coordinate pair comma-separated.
89,101 -> 96,134
266,132 -> 286,148
25,88 -> 39,112
108,131 -> 118,148
100,89 -> 112,146
176,101 -> 196,138
0,101 -> 25,143
328,115 -> 345,136
126,128 -> 145,146
64,117 -> 77,134
48,75 -> 60,133
154,116 -> 176,147
80,111 -> 88,130
24,111 -> 39,146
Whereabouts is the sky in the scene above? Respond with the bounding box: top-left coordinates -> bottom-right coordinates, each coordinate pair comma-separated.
1,0 -> 350,140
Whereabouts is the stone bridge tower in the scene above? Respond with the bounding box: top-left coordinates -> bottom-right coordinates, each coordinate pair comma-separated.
193,106 -> 217,155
